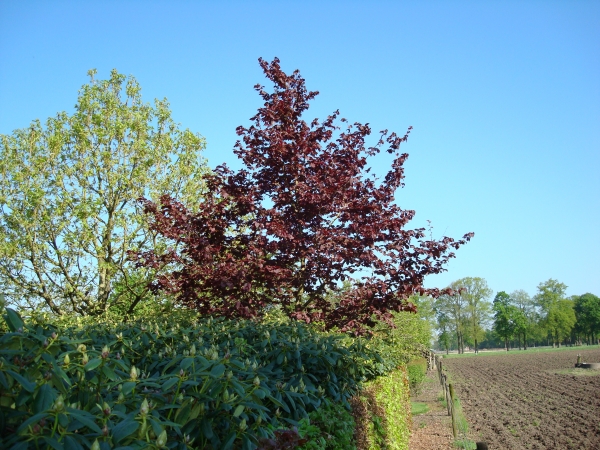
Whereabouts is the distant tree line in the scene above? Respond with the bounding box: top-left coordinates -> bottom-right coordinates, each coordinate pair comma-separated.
432,277 -> 600,353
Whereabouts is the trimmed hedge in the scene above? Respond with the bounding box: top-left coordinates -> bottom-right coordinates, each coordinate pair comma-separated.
406,358 -> 427,395
350,367 -> 411,450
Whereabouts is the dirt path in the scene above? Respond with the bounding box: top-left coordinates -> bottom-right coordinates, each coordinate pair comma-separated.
409,366 -> 455,450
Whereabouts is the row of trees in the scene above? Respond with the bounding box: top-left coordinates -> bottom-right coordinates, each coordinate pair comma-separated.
1,59 -> 472,333
433,277 -> 599,353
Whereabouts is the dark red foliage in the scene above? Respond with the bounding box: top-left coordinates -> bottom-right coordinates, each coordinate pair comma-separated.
132,58 -> 473,333
257,427 -> 307,450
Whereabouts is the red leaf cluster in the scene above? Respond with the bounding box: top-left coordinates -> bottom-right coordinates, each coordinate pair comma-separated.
257,427 -> 307,449
132,58 -> 473,333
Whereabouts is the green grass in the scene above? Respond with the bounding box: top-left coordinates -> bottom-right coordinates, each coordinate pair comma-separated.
411,402 -> 429,415
453,439 -> 476,449
442,345 -> 600,359
451,397 -> 477,449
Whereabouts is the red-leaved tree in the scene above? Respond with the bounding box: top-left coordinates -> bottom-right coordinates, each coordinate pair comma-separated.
133,58 -> 473,333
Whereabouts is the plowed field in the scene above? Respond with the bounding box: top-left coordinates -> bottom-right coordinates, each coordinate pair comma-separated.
443,348 -> 600,450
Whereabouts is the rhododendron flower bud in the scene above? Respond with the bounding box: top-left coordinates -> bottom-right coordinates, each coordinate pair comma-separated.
156,430 -> 168,448
53,395 -> 64,412
140,398 -> 149,416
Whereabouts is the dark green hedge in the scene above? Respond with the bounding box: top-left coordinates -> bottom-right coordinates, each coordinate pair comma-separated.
0,308 -> 393,449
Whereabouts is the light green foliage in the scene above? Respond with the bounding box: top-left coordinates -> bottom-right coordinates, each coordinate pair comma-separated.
435,288 -> 469,353
367,306 -> 433,368
535,279 -> 576,346
534,279 -> 567,311
456,277 -> 492,352
410,295 -> 437,335
509,289 -> 538,348
434,278 -> 492,353
545,299 -> 576,346
436,311 -> 454,353
410,402 -> 429,416
0,69 -> 209,316
406,358 -> 427,395
355,368 -> 411,450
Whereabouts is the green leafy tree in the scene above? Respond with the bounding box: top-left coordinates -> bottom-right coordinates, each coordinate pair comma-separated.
435,289 -> 468,353
534,279 -> 567,311
493,291 -> 517,350
372,308 -> 433,365
534,279 -> 575,347
0,69 -> 209,316
545,299 -> 576,347
453,277 -> 492,353
494,304 -> 527,351
573,293 -> 600,344
410,294 -> 437,332
436,312 -> 453,354
510,289 -> 536,349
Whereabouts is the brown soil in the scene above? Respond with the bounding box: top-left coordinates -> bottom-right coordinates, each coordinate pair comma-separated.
409,366 -> 455,450
443,348 -> 600,450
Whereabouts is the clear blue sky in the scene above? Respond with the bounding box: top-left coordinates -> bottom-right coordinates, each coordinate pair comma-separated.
1,1 -> 598,300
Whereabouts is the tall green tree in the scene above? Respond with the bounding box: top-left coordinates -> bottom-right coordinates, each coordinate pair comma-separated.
534,279 -> 567,310
534,279 -> 575,346
510,289 -> 536,349
436,311 -> 453,354
573,293 -> 600,344
0,69 -> 209,316
545,299 -> 576,347
454,277 -> 492,353
493,291 -> 517,350
435,289 -> 468,353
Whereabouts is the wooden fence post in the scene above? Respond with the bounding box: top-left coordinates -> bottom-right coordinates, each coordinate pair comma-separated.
443,375 -> 452,417
448,383 -> 458,438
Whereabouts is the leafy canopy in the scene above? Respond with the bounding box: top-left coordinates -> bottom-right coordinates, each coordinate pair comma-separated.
135,58 -> 473,333
0,69 -> 209,316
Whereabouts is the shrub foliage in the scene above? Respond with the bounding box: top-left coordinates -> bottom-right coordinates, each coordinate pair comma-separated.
0,307 -> 394,449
